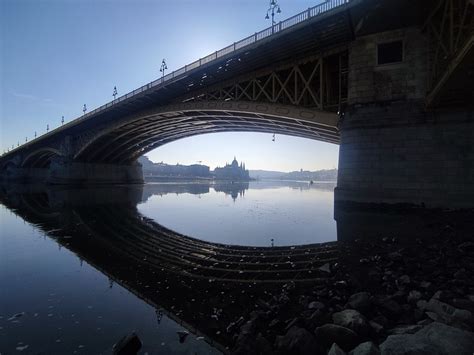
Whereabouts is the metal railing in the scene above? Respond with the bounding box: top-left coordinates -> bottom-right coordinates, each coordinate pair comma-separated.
2,0 -> 351,157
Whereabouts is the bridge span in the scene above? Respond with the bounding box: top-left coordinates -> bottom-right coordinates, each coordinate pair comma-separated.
1,0 -> 473,208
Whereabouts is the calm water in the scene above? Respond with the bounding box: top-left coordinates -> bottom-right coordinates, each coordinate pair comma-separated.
0,181 -> 336,354
139,180 -> 337,246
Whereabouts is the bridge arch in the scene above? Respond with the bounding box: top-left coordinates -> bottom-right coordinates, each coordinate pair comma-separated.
74,101 -> 340,164
21,148 -> 63,168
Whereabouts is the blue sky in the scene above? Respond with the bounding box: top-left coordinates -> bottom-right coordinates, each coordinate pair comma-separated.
1,0 -> 338,172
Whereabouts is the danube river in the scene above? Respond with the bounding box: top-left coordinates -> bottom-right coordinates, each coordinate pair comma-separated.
0,180 -> 336,354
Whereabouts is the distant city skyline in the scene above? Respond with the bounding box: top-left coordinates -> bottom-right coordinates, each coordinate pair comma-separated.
1,0 -> 337,171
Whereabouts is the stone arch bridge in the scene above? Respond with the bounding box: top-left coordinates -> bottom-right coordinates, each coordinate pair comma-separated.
1,0 -> 473,208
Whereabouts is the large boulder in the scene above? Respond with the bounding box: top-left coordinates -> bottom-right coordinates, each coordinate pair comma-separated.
333,309 -> 370,337
380,322 -> 474,355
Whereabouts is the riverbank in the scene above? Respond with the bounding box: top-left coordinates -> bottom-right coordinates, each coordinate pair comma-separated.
230,210 -> 474,354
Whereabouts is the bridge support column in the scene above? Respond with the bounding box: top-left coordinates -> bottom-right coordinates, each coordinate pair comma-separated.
335,102 -> 474,209
47,160 -> 144,185
0,166 -> 50,183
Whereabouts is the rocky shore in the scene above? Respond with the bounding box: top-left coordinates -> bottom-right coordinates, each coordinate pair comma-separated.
230,220 -> 474,354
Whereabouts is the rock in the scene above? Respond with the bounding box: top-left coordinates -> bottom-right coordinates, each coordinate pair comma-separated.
113,332 -> 142,355
454,269 -> 468,280
379,333 -> 439,354
319,263 -> 331,273
369,321 -> 384,335
314,324 -> 359,351
398,275 -> 410,285
407,290 -> 422,304
328,342 -> 347,355
333,309 -> 370,337
275,326 -> 318,355
417,299 -> 428,311
457,242 -> 474,253
347,292 -> 371,313
452,298 -> 474,313
255,333 -> 273,355
308,301 -> 325,311
425,298 -> 472,327
177,331 -> 189,343
387,252 -> 402,261
380,322 -> 474,355
420,281 -> 432,289
349,341 -> 380,355
415,321 -> 474,354
379,299 -> 402,318
388,325 -> 423,335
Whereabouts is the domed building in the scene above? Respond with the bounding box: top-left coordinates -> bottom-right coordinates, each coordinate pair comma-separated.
213,157 -> 250,181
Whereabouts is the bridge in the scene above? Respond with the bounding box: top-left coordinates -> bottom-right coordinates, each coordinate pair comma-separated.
1,0 -> 473,208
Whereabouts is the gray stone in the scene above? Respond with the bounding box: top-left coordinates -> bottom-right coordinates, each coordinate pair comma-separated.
328,343 -> 347,355
380,322 -> 474,355
308,301 -> 325,310
275,326 -> 318,355
347,292 -> 371,313
314,324 -> 359,351
415,322 -> 474,354
333,309 -> 370,337
349,341 -> 380,355
319,263 -> 331,273
388,325 -> 422,335
407,290 -> 422,304
425,298 -> 472,326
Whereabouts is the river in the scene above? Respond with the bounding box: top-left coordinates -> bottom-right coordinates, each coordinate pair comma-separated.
0,180 -> 336,354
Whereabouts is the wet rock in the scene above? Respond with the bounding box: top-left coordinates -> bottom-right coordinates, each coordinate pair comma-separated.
349,341 -> 380,355
347,292 -> 371,314
398,275 -> 410,286
452,298 -> 474,313
420,281 -> 432,290
112,332 -> 142,355
380,322 -> 474,355
454,269 -> 468,280
328,342 -> 347,355
333,309 -> 370,337
314,324 -> 359,351
275,326 -> 318,355
387,252 -> 402,262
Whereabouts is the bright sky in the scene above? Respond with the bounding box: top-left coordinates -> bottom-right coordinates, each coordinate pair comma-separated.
1,0 -> 338,172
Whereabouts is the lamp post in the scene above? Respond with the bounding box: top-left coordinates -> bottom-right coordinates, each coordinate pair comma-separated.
113,86 -> 118,99
46,124 -> 49,132
265,0 -> 282,32
83,104 -> 87,115
160,59 -> 168,80
61,116 -> 64,125
34,131 -> 37,138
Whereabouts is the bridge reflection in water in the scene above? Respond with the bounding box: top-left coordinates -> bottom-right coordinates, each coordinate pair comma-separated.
0,183 -> 339,351
0,183 -> 463,351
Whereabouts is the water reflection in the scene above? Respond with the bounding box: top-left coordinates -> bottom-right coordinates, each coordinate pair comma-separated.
0,183 -> 338,353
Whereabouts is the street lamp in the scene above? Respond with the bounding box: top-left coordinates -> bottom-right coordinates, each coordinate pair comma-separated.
34,131 -> 37,138
113,86 -> 118,99
83,104 -> 87,115
61,116 -> 64,125
160,59 -> 168,80
265,0 -> 282,30
46,124 -> 49,132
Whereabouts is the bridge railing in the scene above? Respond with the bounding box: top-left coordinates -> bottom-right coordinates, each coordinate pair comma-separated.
2,0 -> 351,157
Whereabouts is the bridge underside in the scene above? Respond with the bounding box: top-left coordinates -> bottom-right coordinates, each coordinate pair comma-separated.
75,101 -> 340,164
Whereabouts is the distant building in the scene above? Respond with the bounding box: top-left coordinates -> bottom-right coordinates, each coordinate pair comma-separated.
213,157 -> 250,181
139,156 -> 210,178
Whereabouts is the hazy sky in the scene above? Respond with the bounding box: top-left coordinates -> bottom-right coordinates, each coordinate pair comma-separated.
1,0 -> 339,172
